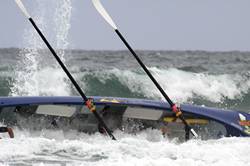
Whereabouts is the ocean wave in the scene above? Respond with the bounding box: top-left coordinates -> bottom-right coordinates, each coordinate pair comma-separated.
77,68 -> 250,104
6,66 -> 250,105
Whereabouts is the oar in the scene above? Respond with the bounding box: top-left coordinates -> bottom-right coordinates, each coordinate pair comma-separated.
92,0 -> 198,138
15,0 -> 116,140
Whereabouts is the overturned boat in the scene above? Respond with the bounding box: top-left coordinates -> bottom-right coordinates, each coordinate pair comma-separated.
0,96 -> 250,140
12,0 -> 250,141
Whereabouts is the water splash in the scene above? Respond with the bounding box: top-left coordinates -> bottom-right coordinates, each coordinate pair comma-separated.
11,0 -> 72,96
54,0 -> 72,61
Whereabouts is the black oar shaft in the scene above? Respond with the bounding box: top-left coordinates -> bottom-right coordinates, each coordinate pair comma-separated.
93,111 -> 116,140
115,29 -> 174,107
28,18 -> 116,140
91,0 -> 198,138
115,29 -> 197,137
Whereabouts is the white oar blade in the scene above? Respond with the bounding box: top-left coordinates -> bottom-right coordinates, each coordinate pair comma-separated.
15,0 -> 31,18
92,0 -> 117,30
191,129 -> 198,138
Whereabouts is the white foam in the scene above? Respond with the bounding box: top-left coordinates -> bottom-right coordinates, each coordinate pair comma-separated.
102,68 -> 250,103
11,66 -> 70,97
0,129 -> 249,165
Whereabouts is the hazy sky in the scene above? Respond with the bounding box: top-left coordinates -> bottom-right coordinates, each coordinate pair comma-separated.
0,0 -> 250,51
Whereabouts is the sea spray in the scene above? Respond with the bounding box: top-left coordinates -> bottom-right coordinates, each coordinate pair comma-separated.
11,0 -> 72,96
53,0 -> 72,63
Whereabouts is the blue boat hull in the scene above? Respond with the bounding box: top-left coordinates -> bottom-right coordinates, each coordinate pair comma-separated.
0,96 -> 250,140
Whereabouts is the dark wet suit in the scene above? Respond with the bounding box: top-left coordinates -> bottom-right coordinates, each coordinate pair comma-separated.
0,127 -> 8,133
0,127 -> 14,138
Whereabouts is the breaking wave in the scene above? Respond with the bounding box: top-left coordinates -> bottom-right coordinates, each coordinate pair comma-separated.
70,67 -> 250,104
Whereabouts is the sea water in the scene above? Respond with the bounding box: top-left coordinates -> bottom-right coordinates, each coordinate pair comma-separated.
1,0 -> 250,165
